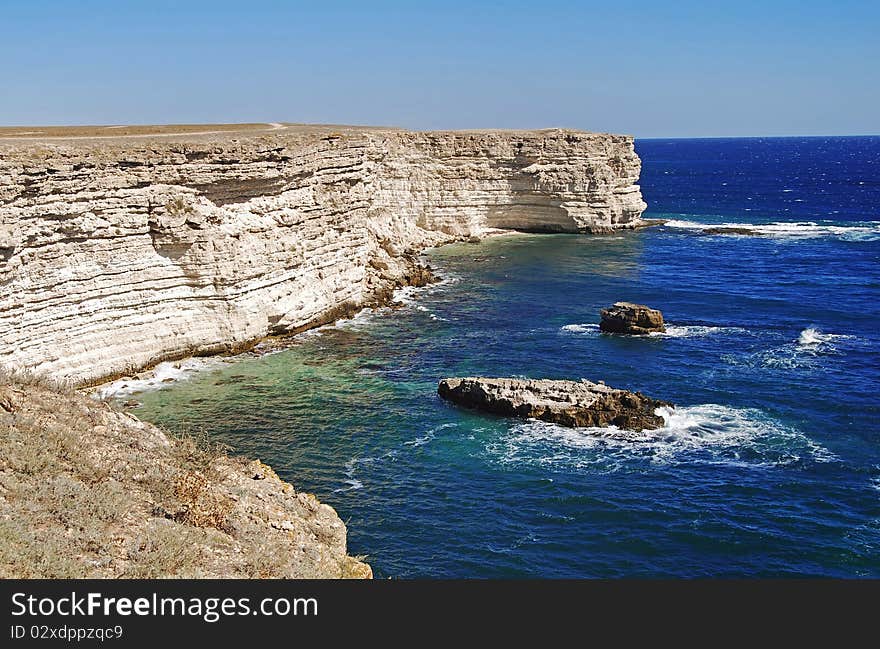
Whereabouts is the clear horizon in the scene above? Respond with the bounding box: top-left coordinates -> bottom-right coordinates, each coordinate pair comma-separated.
2,0 -> 878,138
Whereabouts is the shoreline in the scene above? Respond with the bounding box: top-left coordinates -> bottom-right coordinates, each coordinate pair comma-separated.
0,374 -> 373,578
1,126 -> 648,386
93,225 -> 655,400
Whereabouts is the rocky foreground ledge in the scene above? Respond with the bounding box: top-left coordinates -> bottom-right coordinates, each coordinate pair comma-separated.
0,376 -> 371,578
438,377 -> 672,431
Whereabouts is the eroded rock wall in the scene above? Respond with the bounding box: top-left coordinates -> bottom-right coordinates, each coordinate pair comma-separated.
0,126 -> 645,385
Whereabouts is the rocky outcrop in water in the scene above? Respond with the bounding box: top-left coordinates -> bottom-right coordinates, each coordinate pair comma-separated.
599,302 -> 665,334
437,377 -> 671,430
0,124 -> 646,386
700,226 -> 758,236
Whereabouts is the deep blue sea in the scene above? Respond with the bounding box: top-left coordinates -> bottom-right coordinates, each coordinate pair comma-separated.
127,136 -> 880,577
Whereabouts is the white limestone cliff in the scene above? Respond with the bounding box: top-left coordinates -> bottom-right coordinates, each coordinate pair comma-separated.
0,126 -> 646,385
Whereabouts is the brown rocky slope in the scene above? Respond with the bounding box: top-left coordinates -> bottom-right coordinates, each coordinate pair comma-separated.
0,374 -> 371,578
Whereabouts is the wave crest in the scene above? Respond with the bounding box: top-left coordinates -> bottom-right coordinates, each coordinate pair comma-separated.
726,327 -> 856,370
486,404 -> 835,472
663,219 -> 880,241
96,358 -> 221,399
560,323 -> 745,338
797,327 -> 851,347
560,323 -> 600,334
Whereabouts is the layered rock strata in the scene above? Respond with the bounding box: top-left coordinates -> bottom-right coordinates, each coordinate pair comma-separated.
437,377 -> 671,431
0,124 -> 646,385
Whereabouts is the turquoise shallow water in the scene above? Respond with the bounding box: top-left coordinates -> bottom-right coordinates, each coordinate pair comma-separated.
128,137 -> 880,577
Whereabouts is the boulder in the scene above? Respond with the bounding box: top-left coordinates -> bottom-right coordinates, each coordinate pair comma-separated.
438,377 -> 672,431
599,302 -> 665,335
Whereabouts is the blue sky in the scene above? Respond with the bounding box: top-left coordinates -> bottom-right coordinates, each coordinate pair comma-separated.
1,0 -> 877,136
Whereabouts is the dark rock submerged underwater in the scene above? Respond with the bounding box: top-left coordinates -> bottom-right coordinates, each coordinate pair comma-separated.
129,136 -> 880,577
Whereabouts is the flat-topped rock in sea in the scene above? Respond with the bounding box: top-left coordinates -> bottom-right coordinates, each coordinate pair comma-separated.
437,377 -> 671,431
599,301 -> 665,335
700,226 -> 759,236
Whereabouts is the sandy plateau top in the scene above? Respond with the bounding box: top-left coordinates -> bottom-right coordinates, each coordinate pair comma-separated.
0,122 -> 608,149
0,122 -> 405,146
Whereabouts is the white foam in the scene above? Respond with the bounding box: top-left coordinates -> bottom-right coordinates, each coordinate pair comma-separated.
651,325 -> 747,338
560,322 -> 744,338
392,284 -> 424,306
661,219 -> 707,230
337,422 -> 458,491
334,422 -> 458,492
334,305 -> 381,330
338,478 -> 364,491
96,358 -> 221,399
656,325 -> 722,337
293,327 -> 327,339
797,327 -> 851,347
560,323 -> 600,334
334,285 -> 421,331
726,328 -> 855,370
334,457 -> 366,492
403,434 -> 434,448
336,273 -> 457,331
871,471 -> 880,493
403,422 -> 456,448
486,404 -> 835,471
663,219 -> 880,241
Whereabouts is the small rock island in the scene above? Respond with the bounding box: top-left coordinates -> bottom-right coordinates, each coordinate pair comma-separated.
599,302 -> 666,335
438,377 -> 672,431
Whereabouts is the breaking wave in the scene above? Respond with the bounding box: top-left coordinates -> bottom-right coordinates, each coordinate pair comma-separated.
336,422 -> 457,492
560,322 -> 745,338
404,422 -> 457,448
336,274 -> 456,330
96,358 -> 222,399
871,470 -> 880,493
651,325 -> 748,338
560,323 -> 601,334
486,404 -> 836,472
726,327 -> 856,370
797,327 -> 851,347
663,219 -> 880,241
100,274 -> 457,399
335,457 -> 366,492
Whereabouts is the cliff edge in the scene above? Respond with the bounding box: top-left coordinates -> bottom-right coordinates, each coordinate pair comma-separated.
0,374 -> 371,578
0,123 -> 646,385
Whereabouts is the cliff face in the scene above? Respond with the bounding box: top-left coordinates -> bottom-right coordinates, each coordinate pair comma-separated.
0,125 -> 646,385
